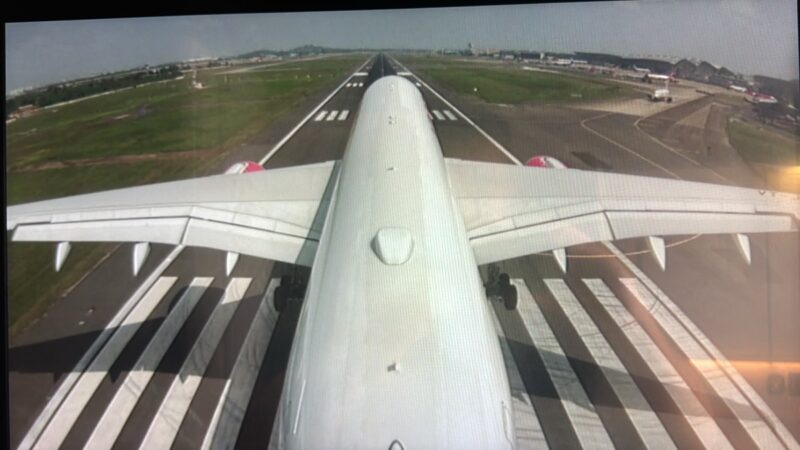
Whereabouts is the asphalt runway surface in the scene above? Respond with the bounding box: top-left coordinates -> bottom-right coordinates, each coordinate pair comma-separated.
8,53 -> 799,449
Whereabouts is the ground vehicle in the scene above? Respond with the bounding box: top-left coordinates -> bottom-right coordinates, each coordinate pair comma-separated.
649,87 -> 673,102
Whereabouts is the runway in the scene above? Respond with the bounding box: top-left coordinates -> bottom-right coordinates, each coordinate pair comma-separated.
8,53 -> 799,449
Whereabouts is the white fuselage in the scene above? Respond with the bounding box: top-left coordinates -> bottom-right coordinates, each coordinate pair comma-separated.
277,76 -> 515,448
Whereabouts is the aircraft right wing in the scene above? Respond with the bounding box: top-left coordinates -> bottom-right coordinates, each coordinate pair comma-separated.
445,159 -> 800,268
7,161 -> 340,271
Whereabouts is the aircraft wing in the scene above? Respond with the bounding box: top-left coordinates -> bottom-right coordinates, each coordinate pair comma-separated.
445,159 -> 800,266
7,161 -> 340,269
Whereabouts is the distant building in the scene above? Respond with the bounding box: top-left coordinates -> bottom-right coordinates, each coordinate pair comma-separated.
692,61 -> 719,81
8,104 -> 39,120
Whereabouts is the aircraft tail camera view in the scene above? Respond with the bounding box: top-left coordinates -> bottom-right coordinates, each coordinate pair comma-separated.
5,2 -> 800,449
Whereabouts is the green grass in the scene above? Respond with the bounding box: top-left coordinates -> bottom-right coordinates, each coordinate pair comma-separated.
727,119 -> 799,166
6,55 -> 363,169
400,55 -> 633,104
6,54 -> 366,337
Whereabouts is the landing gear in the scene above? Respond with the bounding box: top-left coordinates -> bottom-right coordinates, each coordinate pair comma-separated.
484,265 -> 518,310
274,270 -> 307,312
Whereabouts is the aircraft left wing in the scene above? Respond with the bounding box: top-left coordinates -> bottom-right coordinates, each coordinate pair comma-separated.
445,159 -> 800,268
7,161 -> 340,270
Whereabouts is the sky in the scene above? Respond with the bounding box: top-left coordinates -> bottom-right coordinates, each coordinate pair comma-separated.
5,0 -> 799,93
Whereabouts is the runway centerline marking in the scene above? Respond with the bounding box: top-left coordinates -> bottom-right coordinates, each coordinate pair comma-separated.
513,279 -> 613,449
544,279 -> 676,449
84,277 -> 213,450
33,276 -> 178,450
140,277 -> 252,450
583,278 -> 733,450
201,279 -> 280,450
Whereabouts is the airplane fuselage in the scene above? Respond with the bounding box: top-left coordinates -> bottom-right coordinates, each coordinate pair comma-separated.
277,76 -> 515,448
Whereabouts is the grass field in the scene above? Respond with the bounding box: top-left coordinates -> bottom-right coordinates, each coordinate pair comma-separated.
6,54 -> 366,337
400,55 -> 633,104
727,119 -> 799,166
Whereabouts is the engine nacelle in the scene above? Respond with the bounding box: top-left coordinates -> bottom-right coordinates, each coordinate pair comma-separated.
525,156 -> 567,169
225,161 -> 264,174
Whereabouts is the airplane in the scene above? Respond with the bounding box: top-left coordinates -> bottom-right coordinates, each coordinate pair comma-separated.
6,74 -> 800,449
729,84 -> 748,93
746,89 -> 779,104
643,72 -> 677,83
632,64 -> 651,74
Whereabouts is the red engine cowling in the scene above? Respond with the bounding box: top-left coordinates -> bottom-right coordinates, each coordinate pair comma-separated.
525,156 -> 567,169
225,161 -> 264,174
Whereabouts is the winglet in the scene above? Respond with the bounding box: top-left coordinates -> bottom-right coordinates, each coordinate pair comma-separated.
133,242 -> 150,276
734,233 -> 752,265
55,242 -> 71,272
647,236 -> 666,271
553,248 -> 568,273
225,252 -> 240,276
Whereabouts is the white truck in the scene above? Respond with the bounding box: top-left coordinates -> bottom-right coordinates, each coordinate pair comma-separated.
649,80 -> 674,102
649,88 -> 673,102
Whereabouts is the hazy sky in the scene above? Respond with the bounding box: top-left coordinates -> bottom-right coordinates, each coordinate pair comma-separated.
5,0 -> 799,92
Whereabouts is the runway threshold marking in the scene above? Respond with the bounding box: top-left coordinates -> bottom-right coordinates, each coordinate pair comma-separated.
431,109 -> 446,121
489,300 -> 547,448
337,110 -> 350,121
18,246 -> 186,450
583,279 -> 733,450
609,245 -> 800,450
32,276 -> 178,450
619,277 -> 791,449
84,277 -> 213,449
325,110 -> 339,121
201,279 -> 280,450
313,111 -> 327,122
139,277 -> 252,450
443,110 -> 457,121
545,279 -> 676,449
512,279 -> 614,449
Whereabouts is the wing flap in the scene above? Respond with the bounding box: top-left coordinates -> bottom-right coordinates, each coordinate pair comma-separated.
8,161 -> 339,267
447,159 -> 800,265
